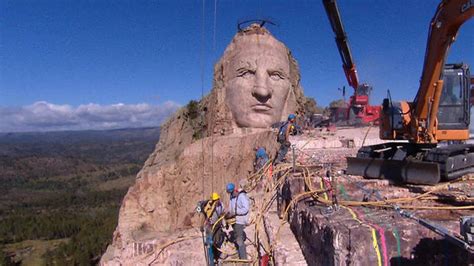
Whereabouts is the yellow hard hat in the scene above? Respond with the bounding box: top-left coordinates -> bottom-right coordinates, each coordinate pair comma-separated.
211,192 -> 220,201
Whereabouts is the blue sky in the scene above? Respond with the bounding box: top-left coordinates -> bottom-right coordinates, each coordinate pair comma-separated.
0,0 -> 473,131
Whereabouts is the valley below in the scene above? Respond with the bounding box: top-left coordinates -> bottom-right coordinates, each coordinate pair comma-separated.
0,127 -> 160,265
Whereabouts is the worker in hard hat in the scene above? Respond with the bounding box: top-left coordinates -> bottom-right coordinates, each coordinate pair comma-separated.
202,192 -> 224,225
274,114 -> 296,164
225,182 -> 250,260
199,192 -> 225,264
254,146 -> 269,172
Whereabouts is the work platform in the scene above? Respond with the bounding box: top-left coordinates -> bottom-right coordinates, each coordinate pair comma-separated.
277,127 -> 474,265
101,127 -> 473,265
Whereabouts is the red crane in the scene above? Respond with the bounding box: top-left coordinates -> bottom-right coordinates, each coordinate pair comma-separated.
323,0 -> 381,125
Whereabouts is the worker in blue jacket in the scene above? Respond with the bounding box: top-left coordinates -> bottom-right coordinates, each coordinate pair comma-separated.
225,182 -> 250,260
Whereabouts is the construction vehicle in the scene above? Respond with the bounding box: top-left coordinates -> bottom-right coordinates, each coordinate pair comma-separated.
471,76 -> 474,105
323,0 -> 381,125
347,0 -> 474,185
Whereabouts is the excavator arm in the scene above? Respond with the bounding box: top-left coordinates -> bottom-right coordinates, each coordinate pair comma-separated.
347,0 -> 474,185
413,0 -> 474,143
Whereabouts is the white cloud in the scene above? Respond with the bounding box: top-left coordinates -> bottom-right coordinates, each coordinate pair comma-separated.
0,101 -> 180,132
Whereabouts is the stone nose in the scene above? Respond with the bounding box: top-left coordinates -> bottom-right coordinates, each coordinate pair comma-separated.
252,71 -> 272,102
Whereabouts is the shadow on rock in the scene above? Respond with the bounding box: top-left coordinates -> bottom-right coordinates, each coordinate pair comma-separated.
390,238 -> 473,266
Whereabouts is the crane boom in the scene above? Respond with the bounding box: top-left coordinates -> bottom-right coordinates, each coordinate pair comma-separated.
323,0 -> 359,89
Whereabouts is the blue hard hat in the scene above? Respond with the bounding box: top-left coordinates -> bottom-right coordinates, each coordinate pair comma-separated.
226,183 -> 235,193
288,114 -> 296,120
256,147 -> 266,158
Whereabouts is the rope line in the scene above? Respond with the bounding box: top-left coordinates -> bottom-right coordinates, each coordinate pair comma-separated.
213,0 -> 217,51
200,0 -> 206,200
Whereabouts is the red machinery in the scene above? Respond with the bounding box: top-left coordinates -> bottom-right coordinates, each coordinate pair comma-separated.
323,0 -> 381,125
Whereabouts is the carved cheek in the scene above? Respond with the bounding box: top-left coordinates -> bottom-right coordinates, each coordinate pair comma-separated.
270,80 -> 290,101
229,77 -> 254,95
226,78 -> 251,106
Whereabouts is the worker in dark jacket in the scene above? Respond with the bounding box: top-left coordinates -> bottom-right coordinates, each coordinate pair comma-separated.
275,114 -> 296,164
254,147 -> 269,172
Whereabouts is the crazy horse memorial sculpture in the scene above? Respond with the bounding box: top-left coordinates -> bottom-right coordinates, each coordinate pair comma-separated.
100,24 -> 307,264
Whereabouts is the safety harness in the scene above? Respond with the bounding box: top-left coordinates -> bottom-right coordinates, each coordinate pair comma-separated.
227,191 -> 248,225
203,200 -> 219,220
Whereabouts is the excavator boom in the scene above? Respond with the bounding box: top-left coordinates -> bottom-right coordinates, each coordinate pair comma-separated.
414,0 -> 474,142
346,0 -> 474,185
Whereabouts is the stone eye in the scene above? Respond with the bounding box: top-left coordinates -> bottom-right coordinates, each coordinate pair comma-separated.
269,71 -> 284,81
237,69 -> 255,79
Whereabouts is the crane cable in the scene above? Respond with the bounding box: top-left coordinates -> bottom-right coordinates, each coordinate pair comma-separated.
213,0 -> 218,51
210,0 -> 218,193
200,0 -> 206,199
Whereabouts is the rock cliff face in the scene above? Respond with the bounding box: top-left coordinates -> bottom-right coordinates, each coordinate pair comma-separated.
101,24 -> 307,264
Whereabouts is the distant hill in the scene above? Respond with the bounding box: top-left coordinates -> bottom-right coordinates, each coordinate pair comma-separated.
0,127 -> 160,179
0,127 -> 160,143
0,127 -> 160,157
0,127 -> 160,265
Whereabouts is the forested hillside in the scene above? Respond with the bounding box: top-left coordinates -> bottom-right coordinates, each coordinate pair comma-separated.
0,127 -> 160,265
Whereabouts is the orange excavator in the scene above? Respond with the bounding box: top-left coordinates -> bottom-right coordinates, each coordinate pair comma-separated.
471,76 -> 474,105
347,0 -> 474,185
322,0 -> 381,125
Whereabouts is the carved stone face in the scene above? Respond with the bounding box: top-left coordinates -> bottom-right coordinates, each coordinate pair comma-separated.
223,35 -> 291,128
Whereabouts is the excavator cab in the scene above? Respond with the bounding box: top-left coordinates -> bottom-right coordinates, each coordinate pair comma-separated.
437,63 -> 471,132
348,64 -> 473,185
379,64 -> 471,141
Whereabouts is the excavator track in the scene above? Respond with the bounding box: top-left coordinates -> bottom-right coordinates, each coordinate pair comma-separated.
346,143 -> 474,185
425,144 -> 474,181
